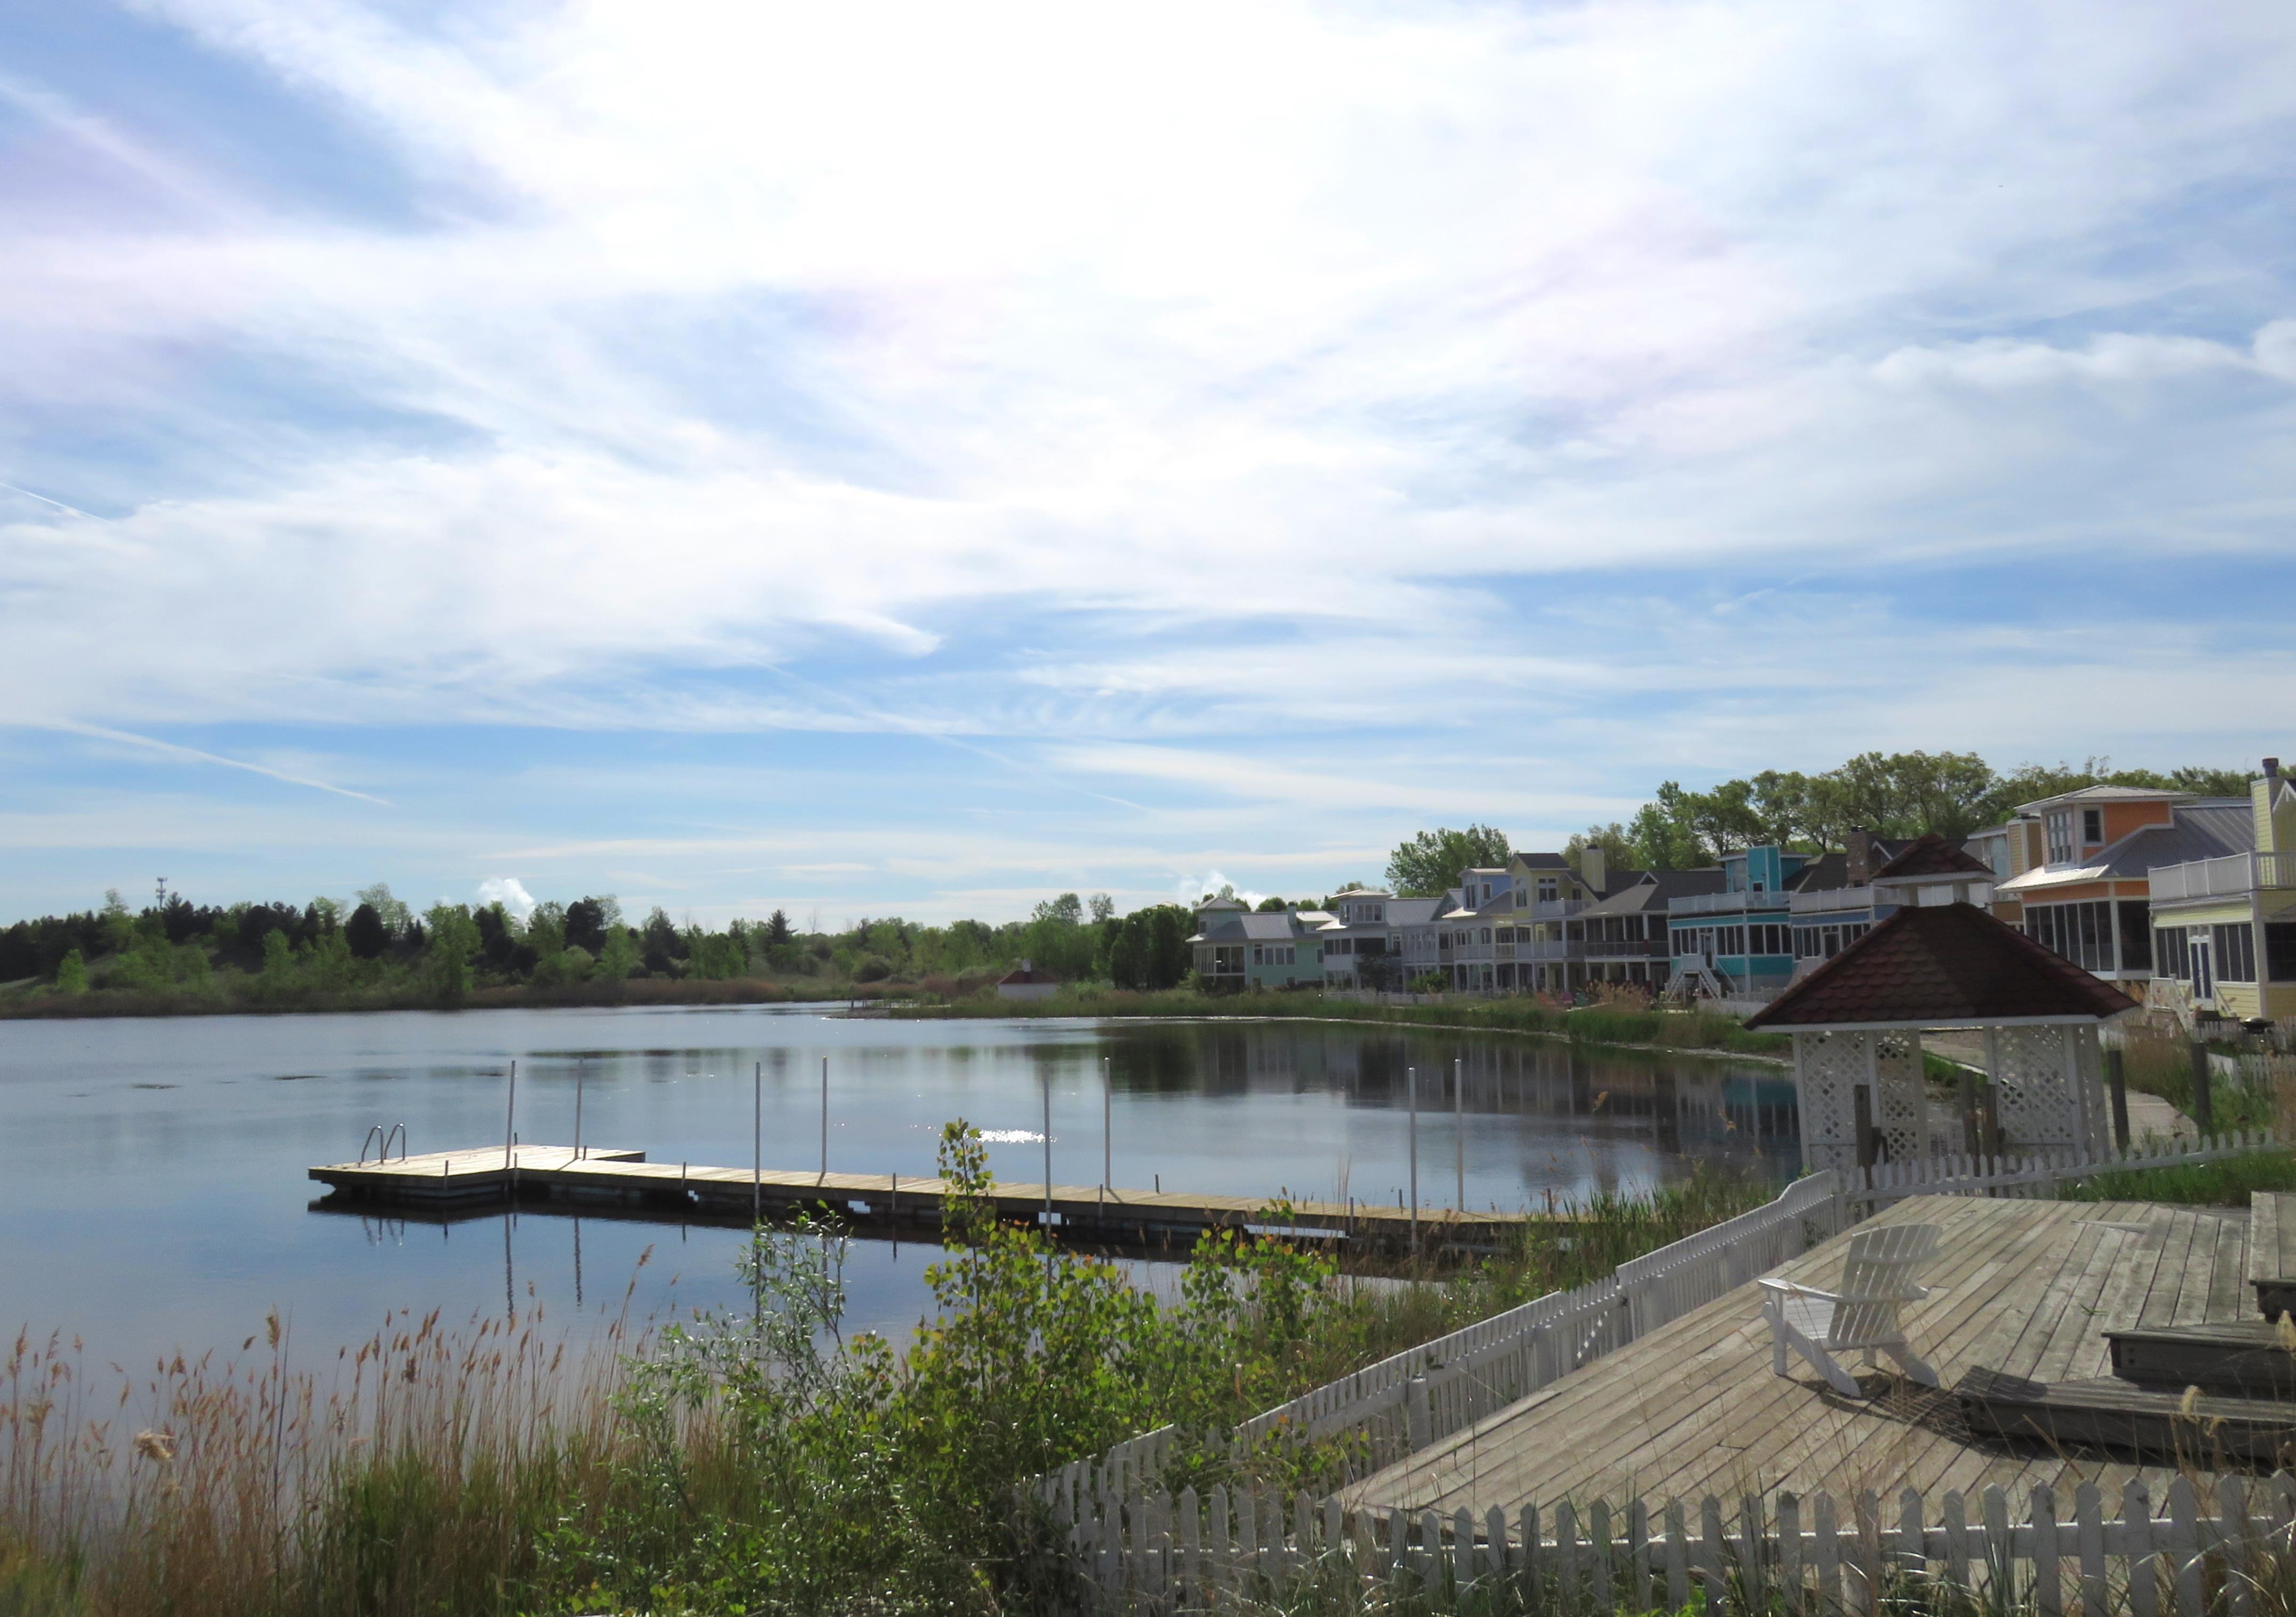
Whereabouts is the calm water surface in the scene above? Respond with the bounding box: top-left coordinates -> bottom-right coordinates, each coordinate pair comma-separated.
0,1006 -> 1797,1371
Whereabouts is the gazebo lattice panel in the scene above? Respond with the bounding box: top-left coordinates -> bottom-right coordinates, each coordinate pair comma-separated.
1987,1023 -> 2105,1154
1872,1032 -> 1927,1165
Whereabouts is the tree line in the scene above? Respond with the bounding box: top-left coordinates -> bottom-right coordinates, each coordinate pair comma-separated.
1378,752 -> 2259,893
0,882 -> 1202,1001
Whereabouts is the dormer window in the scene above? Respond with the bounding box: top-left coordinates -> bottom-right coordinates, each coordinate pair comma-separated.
1537,878 -> 1558,902
2045,810 -> 2073,865
2082,808 -> 2103,845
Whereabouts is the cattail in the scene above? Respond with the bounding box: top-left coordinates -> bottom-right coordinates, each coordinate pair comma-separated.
133,1428 -> 177,1462
2179,1384 -> 2202,1419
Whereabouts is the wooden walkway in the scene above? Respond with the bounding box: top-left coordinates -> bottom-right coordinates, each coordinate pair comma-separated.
308,1145 -> 1528,1254
1343,1194 -> 2260,1516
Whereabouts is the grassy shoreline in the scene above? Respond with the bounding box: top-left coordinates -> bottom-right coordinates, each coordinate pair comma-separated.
888,985 -> 1793,1060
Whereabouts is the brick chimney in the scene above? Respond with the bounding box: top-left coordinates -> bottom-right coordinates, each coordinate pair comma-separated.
1846,826 -> 1873,887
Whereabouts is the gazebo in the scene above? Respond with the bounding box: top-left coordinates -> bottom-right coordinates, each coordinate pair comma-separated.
1745,902 -> 2138,1172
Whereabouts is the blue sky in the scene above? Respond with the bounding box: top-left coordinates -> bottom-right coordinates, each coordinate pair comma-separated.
3,0 -> 2294,927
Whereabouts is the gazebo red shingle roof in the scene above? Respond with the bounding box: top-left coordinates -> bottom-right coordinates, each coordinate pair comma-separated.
1745,902 -> 2136,1029
1870,832 -> 1996,882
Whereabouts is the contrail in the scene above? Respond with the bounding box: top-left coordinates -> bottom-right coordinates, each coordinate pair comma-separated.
0,480 -> 91,519
41,721 -> 393,806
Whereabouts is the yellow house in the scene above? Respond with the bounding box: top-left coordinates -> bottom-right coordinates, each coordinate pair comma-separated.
2144,759 -> 2296,1022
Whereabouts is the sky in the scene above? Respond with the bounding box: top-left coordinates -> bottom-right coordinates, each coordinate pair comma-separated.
3,1 -> 2294,929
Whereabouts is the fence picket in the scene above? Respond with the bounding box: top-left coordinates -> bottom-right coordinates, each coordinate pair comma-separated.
2221,1476 -> 2252,1617
1778,1494 -> 1803,1617
1898,1487 -> 1924,1582
1813,1492 -> 1841,1616
2076,1481 -> 2106,1617
1668,1497 -> 1691,1613
2167,1477 -> 2201,1617
2124,1480 -> 2156,1617
1454,1506 -> 1475,1597
1179,1487 -> 1201,1604
1557,1499 -> 1580,1607
1703,1495 -> 1728,1617
1944,1489 -> 1969,1593
1631,1498 -> 1656,1616
2032,1485 -> 2061,1617
1520,1503 -> 1542,1612
1592,1499 -> 1615,1612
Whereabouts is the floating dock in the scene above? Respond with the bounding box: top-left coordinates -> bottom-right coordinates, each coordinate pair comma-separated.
308,1144 -> 1528,1255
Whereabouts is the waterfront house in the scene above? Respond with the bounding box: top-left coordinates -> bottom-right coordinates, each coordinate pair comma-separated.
995,960 -> 1062,1001
2143,759 -> 2296,1023
1785,830 -> 1996,976
1991,783 -> 2250,995
1187,904 -> 1326,991
1313,888 -> 1443,990
1567,867 -> 1725,991
1666,843 -> 1823,999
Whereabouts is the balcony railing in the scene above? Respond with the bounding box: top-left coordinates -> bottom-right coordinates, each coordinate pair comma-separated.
1789,885 -> 1874,915
1580,939 -> 1668,958
2150,851 -> 2289,903
1670,889 -> 1792,917
1528,899 -> 1588,921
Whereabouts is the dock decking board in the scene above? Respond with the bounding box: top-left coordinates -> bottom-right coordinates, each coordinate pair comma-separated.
309,1144 -> 1527,1252
1342,1196 -> 2266,1519
2251,1192 -> 2296,1319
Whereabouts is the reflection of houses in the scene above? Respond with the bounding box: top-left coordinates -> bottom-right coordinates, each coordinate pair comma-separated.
1992,784 -> 2251,994
1187,899 -> 1326,991
2145,760 -> 2296,1023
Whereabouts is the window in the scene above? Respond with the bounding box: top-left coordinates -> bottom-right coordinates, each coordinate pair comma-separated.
2268,923 -> 2296,983
2045,810 -> 2074,865
1480,928 -> 1491,945
2082,807 -> 2104,845
2156,925 -> 2190,980
2116,902 -> 2152,973
1251,945 -> 1264,965
1537,878 -> 1559,903
1822,926 -> 1841,958
2214,923 -> 2257,983
2025,901 -> 2118,973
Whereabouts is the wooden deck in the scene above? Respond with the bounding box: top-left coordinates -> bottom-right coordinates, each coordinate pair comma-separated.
1343,1194 -> 2260,1517
2249,1191 -> 2296,1318
309,1145 -> 1528,1254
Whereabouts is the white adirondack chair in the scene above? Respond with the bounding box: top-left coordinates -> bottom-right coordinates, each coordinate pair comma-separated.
1757,1222 -> 1942,1398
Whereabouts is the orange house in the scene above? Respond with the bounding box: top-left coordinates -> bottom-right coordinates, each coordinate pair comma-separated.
1990,784 -> 2251,997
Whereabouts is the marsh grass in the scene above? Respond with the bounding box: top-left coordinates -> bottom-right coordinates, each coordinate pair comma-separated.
0,1136 -> 1780,1616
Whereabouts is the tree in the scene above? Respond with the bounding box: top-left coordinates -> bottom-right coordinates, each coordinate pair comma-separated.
353,882 -> 410,936
423,903 -> 479,1002
344,903 -> 388,960
565,897 -> 609,954
1032,893 -> 1084,926
765,909 -> 795,947
1088,893 -> 1115,924
597,926 -> 640,982
1385,825 -> 1511,897
54,949 -> 86,994
1254,896 -> 1288,912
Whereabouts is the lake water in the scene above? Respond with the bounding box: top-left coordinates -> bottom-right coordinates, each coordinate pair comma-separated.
0,1005 -> 1797,1373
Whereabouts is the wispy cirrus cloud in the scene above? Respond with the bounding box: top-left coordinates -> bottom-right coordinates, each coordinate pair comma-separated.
1,0 -> 2294,920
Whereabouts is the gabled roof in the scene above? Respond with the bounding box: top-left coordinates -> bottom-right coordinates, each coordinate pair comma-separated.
1997,801 -> 2251,894
1386,897 -> 1443,926
1583,868 -> 1725,916
1510,851 -> 1572,871
1871,833 -> 1993,881
998,962 -> 1061,985
1744,903 -> 2136,1030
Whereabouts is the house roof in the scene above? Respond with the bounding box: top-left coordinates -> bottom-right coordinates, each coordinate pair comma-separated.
1744,903 -> 2137,1030
998,962 -> 1061,985
1870,833 -> 1994,881
2014,783 -> 2194,815
1386,897 -> 1443,927
1583,868 -> 1725,916
1996,801 -> 2251,895
1511,851 -> 1572,871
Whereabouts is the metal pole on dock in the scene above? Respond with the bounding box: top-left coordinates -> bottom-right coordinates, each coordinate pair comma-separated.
1454,1055 -> 1465,1211
753,1061 -> 762,1224
1103,1056 -> 1113,1190
574,1057 -> 585,1161
503,1059 -> 517,1174
820,1056 -> 829,1183
1043,1069 -> 1055,1281
1407,1065 -> 1419,1252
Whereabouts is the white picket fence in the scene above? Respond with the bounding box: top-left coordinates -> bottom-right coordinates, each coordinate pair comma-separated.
1039,1471 -> 2296,1615
1039,1174 -> 1852,1508
1848,1129 -> 2284,1214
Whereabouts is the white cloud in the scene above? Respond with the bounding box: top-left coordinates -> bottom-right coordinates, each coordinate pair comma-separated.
475,876 -> 537,919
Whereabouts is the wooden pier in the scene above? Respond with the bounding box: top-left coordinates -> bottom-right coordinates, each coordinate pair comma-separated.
308,1144 -> 1529,1255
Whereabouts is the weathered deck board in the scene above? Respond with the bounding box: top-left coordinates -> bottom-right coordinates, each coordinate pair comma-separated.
1342,1196 -> 2262,1518
2252,1192 -> 2296,1318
